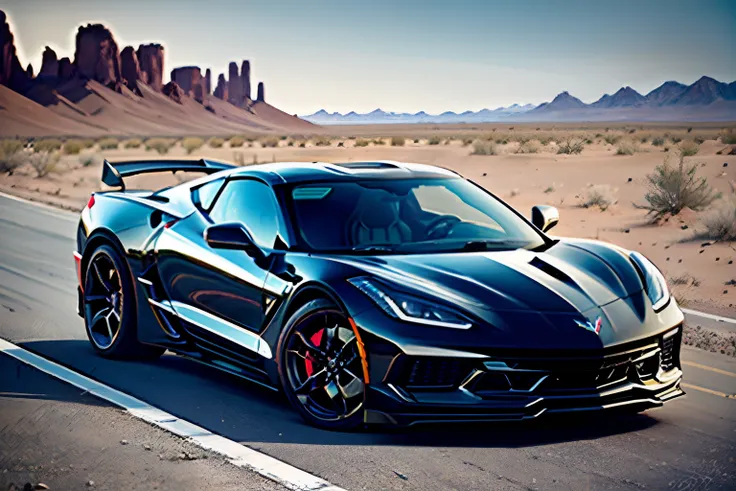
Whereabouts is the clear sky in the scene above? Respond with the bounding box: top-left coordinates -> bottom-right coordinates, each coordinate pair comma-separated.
4,0 -> 735,115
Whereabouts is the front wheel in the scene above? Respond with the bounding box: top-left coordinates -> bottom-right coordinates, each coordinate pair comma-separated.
83,244 -> 164,359
279,299 -> 367,431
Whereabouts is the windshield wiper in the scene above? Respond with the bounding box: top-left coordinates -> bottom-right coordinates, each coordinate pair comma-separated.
462,239 -> 530,251
350,244 -> 398,253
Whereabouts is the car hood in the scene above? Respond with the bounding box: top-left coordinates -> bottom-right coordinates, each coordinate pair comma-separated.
335,239 -> 645,315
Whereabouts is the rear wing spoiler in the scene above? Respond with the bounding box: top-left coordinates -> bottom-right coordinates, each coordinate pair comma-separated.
102,159 -> 236,191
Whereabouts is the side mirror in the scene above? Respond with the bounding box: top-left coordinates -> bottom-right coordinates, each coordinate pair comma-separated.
204,222 -> 263,259
531,205 -> 559,233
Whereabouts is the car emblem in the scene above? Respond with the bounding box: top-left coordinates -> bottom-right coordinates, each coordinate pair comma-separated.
575,316 -> 603,335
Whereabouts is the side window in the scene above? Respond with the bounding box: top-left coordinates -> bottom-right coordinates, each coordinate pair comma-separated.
209,180 -> 280,247
193,178 -> 224,211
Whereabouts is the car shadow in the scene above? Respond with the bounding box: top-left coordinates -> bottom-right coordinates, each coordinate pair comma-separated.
20,339 -> 661,449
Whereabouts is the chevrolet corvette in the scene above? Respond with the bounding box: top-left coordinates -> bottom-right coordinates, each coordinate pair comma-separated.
74,158 -> 684,430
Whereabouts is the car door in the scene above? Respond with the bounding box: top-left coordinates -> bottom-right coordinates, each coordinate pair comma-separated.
154,178 -> 283,359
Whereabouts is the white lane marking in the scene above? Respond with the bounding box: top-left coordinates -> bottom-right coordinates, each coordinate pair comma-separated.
3,186 -> 735,326
0,338 -> 345,491
682,308 -> 736,325
0,191 -> 77,221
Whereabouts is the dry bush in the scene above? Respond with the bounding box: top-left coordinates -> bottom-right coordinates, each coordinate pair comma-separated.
669,273 -> 701,287
313,136 -> 332,147
1,139 -> 24,157
28,151 -> 61,178
34,139 -> 62,153
208,137 -> 225,148
580,185 -> 617,211
428,136 -> 442,145
97,137 -> 119,150
182,137 -> 204,154
670,134 -> 682,144
124,138 -> 142,149
0,141 -> 25,174
260,136 -> 280,148
471,140 -> 497,156
79,155 -> 100,167
63,139 -> 84,155
557,137 -> 585,155
720,129 -> 736,144
699,196 -> 736,241
229,136 -> 245,148
679,140 -> 700,157
354,138 -> 370,147
145,138 -> 175,155
372,138 -> 385,145
652,136 -> 665,146
615,141 -> 638,155
516,140 -> 539,154
391,136 -> 405,146
603,134 -> 621,145
636,154 -> 719,220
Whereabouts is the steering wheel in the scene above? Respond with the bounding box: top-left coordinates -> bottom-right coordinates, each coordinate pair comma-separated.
425,215 -> 462,239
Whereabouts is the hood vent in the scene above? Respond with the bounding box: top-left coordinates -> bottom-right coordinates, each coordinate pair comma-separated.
529,256 -> 575,285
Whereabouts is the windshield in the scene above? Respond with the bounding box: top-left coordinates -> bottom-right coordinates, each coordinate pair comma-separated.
287,178 -> 546,254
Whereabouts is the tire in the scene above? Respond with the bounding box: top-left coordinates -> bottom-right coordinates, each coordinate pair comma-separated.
278,299 -> 367,431
83,243 -> 164,360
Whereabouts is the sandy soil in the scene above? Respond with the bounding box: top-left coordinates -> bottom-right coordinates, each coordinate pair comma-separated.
1,132 -> 734,315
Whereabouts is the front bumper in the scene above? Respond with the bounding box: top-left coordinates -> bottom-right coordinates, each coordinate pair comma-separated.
361,327 -> 684,426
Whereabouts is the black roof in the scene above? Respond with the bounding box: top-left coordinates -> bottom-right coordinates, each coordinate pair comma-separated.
230,160 -> 461,184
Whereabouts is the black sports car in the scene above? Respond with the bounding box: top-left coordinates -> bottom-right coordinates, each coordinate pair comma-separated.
74,158 -> 684,430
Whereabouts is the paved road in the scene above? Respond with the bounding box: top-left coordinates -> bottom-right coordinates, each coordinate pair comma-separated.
1,194 -> 735,491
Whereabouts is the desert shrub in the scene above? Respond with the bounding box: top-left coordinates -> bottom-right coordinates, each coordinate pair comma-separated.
123,138 -> 142,149
615,141 -> 638,155
471,140 -> 497,155
97,137 -> 119,150
580,185 -> 617,211
229,136 -> 245,148
260,136 -> 280,148
79,155 -> 100,167
182,137 -> 204,154
354,138 -> 370,147
208,137 -> 225,148
34,139 -> 62,153
1,139 -> 24,157
28,151 -> 61,178
669,273 -> 701,287
298,142 -> 306,148
699,197 -> 736,240
145,138 -> 175,155
538,136 -> 552,146
287,140 -> 295,147
0,142 -> 25,174
462,138 -> 473,146
603,134 -> 621,145
557,137 -> 585,155
313,136 -> 332,147
640,136 -> 649,144
413,138 -> 420,144
636,154 -> 720,220
516,141 -> 539,154
80,139 -> 95,149
391,136 -> 405,146
63,139 -> 84,155
652,136 -> 665,146
679,140 -> 700,156
670,135 -> 682,144
372,138 -> 385,145
544,185 -> 555,194
428,136 -> 442,145
720,129 -> 736,144
693,136 -> 705,144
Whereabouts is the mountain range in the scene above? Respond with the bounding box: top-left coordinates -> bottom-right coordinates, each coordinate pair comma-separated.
303,76 -> 736,124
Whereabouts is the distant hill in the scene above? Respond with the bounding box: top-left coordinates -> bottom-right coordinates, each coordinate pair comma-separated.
303,77 -> 736,124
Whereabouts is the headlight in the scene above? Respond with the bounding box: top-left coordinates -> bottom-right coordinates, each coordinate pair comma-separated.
630,252 -> 670,311
348,277 -> 472,329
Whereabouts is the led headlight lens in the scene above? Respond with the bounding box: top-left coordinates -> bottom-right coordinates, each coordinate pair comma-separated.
630,251 -> 670,311
348,277 -> 472,329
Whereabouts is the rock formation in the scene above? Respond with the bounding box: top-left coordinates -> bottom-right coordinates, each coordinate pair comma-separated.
39,46 -> 59,78
204,68 -> 211,95
162,80 -> 183,104
74,23 -> 122,90
241,60 -> 250,101
137,43 -> 163,91
0,10 -> 30,92
58,57 -> 75,80
228,61 -> 242,105
214,73 -> 227,100
25,63 -> 33,78
257,81 -> 265,102
171,66 -> 205,103
120,46 -> 142,95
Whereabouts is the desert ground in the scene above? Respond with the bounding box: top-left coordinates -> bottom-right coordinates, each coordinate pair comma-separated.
1,124 -> 735,319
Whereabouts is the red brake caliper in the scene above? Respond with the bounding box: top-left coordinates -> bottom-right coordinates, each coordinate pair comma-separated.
304,329 -> 324,376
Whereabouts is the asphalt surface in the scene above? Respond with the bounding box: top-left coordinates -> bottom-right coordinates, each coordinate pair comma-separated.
1,193 -> 735,491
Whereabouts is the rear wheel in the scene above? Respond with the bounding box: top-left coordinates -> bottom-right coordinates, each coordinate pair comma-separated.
279,299 -> 366,431
83,244 -> 164,359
